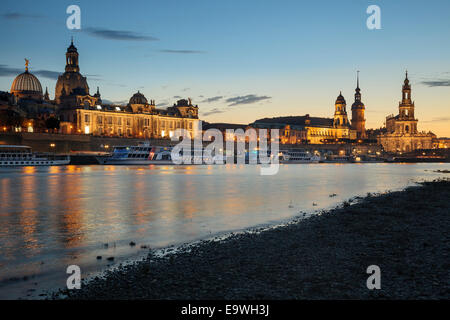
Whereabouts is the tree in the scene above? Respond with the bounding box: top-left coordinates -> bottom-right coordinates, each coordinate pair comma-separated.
45,116 -> 60,132
0,109 -> 24,129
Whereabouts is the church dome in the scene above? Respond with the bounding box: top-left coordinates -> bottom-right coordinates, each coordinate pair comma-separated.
335,92 -> 346,105
11,70 -> 43,95
129,91 -> 148,105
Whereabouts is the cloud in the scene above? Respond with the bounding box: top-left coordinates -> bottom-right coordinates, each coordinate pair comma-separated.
422,117 -> 450,123
0,65 -> 22,76
112,100 -> 129,105
173,95 -> 182,99
158,49 -> 206,54
202,108 -> 226,116
421,80 -> 450,87
202,96 -> 223,103
85,74 -> 102,81
0,64 -> 60,80
84,27 -> 159,41
226,94 -> 271,106
34,70 -> 60,80
1,12 -> 43,20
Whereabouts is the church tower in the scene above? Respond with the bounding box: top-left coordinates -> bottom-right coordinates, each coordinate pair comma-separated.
333,92 -> 349,127
55,39 -> 90,104
351,71 -> 366,139
65,38 -> 80,73
396,71 -> 418,134
399,71 -> 415,120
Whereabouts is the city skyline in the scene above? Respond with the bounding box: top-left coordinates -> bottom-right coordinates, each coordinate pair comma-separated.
1,0 -> 450,136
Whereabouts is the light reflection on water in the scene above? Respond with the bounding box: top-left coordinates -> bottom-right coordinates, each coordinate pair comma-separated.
0,163 -> 448,298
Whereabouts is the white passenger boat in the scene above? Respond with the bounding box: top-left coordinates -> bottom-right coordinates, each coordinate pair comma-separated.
279,150 -> 321,163
0,145 -> 70,166
323,155 -> 352,163
97,142 -> 225,165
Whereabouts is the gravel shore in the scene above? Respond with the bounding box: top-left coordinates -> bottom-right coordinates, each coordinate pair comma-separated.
57,179 -> 450,300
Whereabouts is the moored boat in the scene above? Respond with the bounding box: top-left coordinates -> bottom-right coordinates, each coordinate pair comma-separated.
323,154 -> 352,163
279,150 -> 321,163
0,145 -> 70,166
97,142 -> 226,165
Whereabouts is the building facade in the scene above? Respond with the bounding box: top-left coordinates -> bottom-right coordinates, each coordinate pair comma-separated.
250,93 -> 356,144
378,72 -> 434,152
351,72 -> 366,139
3,40 -> 200,139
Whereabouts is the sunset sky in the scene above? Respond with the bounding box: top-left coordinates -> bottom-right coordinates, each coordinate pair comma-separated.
1,0 -> 449,136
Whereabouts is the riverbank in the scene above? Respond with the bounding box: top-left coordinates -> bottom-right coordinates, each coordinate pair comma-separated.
55,179 -> 449,300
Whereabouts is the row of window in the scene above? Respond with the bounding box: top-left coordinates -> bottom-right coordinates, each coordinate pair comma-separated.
83,113 -> 193,130
0,161 -> 53,165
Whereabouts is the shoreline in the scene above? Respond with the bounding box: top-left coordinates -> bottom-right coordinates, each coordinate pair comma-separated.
54,179 -> 450,299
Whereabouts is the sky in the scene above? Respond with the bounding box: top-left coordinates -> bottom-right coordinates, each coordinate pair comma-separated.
0,0 -> 449,136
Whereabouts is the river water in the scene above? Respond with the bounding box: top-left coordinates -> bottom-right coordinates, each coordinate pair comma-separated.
0,163 -> 448,299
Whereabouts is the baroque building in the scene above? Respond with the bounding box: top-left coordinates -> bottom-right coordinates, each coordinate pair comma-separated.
2,40 -> 200,138
351,72 -> 366,139
10,59 -> 43,102
378,72 -> 434,152
55,39 -> 93,106
250,93 -> 356,144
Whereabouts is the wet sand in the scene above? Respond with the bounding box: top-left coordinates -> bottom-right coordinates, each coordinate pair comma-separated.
55,179 -> 450,300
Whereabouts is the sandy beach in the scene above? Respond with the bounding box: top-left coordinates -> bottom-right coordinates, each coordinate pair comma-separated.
55,179 -> 450,300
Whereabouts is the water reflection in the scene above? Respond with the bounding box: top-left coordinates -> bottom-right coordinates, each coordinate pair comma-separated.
0,163 -> 449,298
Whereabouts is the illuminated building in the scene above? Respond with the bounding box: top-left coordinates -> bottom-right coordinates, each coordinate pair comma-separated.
251,93 -> 357,144
2,40 -> 199,138
378,72 -> 434,152
351,72 -> 366,139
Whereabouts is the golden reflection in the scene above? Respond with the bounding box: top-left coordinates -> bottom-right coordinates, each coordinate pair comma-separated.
50,169 -> 84,248
18,172 -> 40,252
22,166 -> 36,174
48,166 -> 61,174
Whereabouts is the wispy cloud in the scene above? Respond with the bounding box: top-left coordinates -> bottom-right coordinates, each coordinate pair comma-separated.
202,108 -> 226,116
101,99 -> 128,105
85,74 -> 102,81
159,49 -> 206,54
226,94 -> 271,106
422,117 -> 450,123
1,12 -> 43,20
0,64 -> 60,80
84,27 -> 159,41
0,65 -> 22,76
202,96 -> 223,103
421,80 -> 450,87
34,70 -> 60,80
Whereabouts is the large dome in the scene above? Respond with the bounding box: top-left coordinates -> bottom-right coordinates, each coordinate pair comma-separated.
55,72 -> 90,103
11,70 -> 43,94
129,91 -> 148,105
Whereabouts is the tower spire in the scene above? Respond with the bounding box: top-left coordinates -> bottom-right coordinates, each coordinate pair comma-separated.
357,70 -> 360,89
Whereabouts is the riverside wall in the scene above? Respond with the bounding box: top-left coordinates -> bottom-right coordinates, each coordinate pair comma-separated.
0,132 -> 383,155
